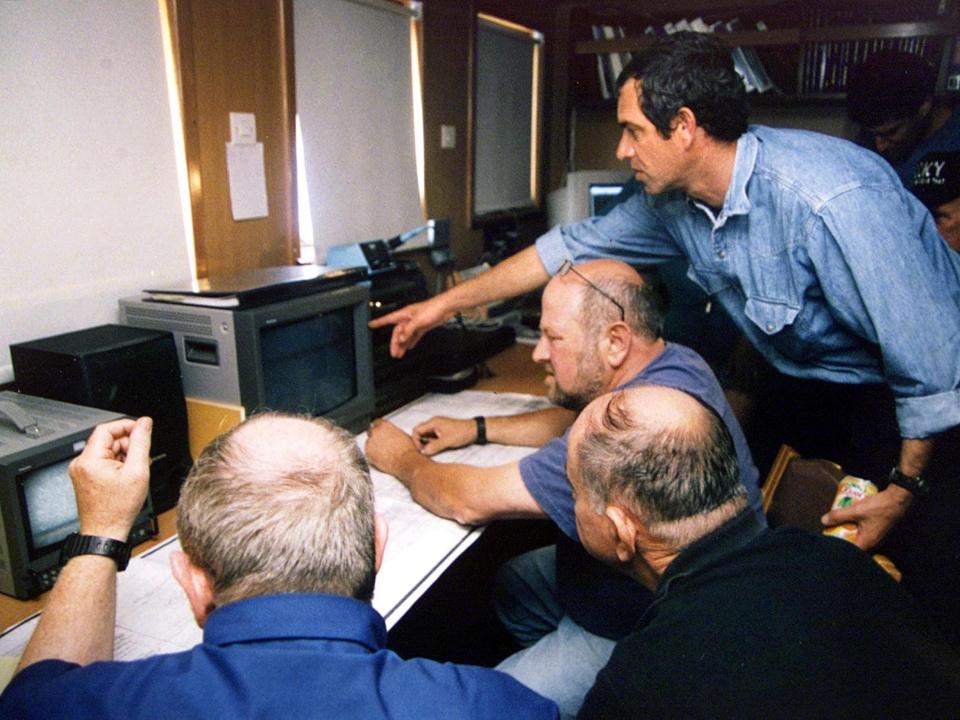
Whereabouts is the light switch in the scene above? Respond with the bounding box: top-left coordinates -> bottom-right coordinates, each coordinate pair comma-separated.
230,112 -> 257,144
440,125 -> 456,149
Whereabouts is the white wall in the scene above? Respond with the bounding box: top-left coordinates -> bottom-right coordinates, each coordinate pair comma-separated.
0,1 -> 192,383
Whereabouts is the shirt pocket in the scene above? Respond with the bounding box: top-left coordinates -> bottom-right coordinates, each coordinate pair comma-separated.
744,297 -> 799,336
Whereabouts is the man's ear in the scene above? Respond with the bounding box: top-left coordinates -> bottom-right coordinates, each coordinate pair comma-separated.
374,512 -> 389,574
604,504 -> 639,564
673,106 -> 697,148
170,550 -> 216,628
602,322 -> 632,369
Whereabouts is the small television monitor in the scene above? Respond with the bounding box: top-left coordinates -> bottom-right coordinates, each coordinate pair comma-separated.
0,392 -> 157,599
119,282 -> 375,434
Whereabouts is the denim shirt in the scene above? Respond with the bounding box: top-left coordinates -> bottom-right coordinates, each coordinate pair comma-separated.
537,126 -> 960,439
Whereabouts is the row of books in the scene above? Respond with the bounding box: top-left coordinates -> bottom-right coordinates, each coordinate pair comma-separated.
590,17 -> 775,102
590,25 -> 630,101
800,36 -> 932,95
798,1 -> 947,95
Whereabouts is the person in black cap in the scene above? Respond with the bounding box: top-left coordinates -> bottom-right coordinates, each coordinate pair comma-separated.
912,150 -> 960,253
847,49 -> 960,186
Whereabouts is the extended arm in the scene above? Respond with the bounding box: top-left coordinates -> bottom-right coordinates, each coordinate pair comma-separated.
822,437 -> 933,550
370,245 -> 550,358
814,189 -> 960,549
413,407 -> 577,455
365,419 -> 544,525
15,418 -> 153,673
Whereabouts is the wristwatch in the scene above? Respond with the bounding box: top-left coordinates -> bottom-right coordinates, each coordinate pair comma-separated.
887,467 -> 931,499
59,533 -> 131,571
474,416 -> 487,445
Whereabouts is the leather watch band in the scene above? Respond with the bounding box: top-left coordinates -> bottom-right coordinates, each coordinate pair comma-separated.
474,416 -> 487,445
887,467 -> 931,499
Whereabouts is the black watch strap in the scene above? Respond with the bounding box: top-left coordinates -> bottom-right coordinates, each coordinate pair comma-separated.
60,532 -> 131,571
474,416 -> 487,445
887,467 -> 931,499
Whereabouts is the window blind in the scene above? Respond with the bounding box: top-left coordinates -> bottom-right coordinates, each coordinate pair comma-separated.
473,16 -> 542,218
294,0 -> 424,258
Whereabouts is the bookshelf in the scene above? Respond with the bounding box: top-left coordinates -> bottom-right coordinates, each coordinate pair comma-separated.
570,2 -> 960,103
544,0 -> 960,190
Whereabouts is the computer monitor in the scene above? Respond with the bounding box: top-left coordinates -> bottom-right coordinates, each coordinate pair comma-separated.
588,182 -> 628,216
546,170 -> 633,226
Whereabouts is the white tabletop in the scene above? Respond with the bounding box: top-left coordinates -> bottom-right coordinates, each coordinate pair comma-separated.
0,390 -> 551,662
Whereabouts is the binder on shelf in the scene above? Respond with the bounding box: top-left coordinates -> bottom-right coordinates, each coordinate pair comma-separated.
601,25 -> 625,86
722,18 -> 774,94
591,24 -> 615,100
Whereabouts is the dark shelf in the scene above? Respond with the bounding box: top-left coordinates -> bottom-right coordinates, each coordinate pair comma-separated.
575,19 -> 960,54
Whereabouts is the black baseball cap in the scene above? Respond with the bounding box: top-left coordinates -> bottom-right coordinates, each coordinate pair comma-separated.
911,151 -> 960,210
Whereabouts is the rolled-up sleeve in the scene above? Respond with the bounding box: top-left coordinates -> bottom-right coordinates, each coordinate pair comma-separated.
815,185 -> 960,438
535,193 -> 683,275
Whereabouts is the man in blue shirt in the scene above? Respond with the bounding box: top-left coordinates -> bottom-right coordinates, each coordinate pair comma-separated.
371,33 -> 960,587
0,414 -> 558,719
846,49 -> 960,187
911,150 -> 960,254
365,259 -> 761,718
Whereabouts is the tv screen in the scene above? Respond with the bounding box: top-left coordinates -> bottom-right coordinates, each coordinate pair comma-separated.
589,182 -> 627,217
21,458 -> 79,557
260,307 -> 357,416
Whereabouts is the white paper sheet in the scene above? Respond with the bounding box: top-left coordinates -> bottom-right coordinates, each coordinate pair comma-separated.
0,390 -> 552,660
226,142 -> 269,220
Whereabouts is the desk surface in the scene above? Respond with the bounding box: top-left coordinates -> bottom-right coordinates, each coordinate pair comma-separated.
0,342 -> 545,633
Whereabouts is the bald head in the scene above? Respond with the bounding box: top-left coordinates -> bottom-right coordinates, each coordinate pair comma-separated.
552,259 -> 644,290
230,414 -> 352,482
176,412 -> 376,605
569,385 -> 746,547
534,260 -> 668,411
545,259 -> 665,341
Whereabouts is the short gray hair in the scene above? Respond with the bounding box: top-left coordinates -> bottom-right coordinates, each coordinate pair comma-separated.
576,388 -> 745,548
578,276 -> 665,342
176,412 -> 376,606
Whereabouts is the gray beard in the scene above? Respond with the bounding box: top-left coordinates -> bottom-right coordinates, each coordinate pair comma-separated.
549,368 -> 604,413
549,384 -> 589,412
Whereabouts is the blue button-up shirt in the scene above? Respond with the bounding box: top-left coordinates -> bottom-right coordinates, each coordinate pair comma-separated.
537,126 -> 960,439
0,593 -> 559,720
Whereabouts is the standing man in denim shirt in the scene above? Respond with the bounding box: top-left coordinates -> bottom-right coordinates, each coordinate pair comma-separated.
372,31 -> 960,642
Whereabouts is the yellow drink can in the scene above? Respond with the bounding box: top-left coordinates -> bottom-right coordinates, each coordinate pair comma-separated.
822,476 -> 878,542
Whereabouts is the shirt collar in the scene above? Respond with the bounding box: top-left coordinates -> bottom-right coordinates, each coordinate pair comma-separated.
203,593 -> 387,651
657,508 -> 767,595
725,130 -> 758,216
686,130 -> 758,221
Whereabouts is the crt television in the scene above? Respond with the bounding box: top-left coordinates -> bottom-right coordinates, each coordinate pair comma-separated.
119,283 -> 374,434
0,392 -> 157,599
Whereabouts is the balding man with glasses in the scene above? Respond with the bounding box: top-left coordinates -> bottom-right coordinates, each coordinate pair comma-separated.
365,259 -> 762,719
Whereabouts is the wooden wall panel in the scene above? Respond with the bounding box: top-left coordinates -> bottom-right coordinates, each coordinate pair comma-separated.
421,0 -> 486,267
175,0 -> 296,277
